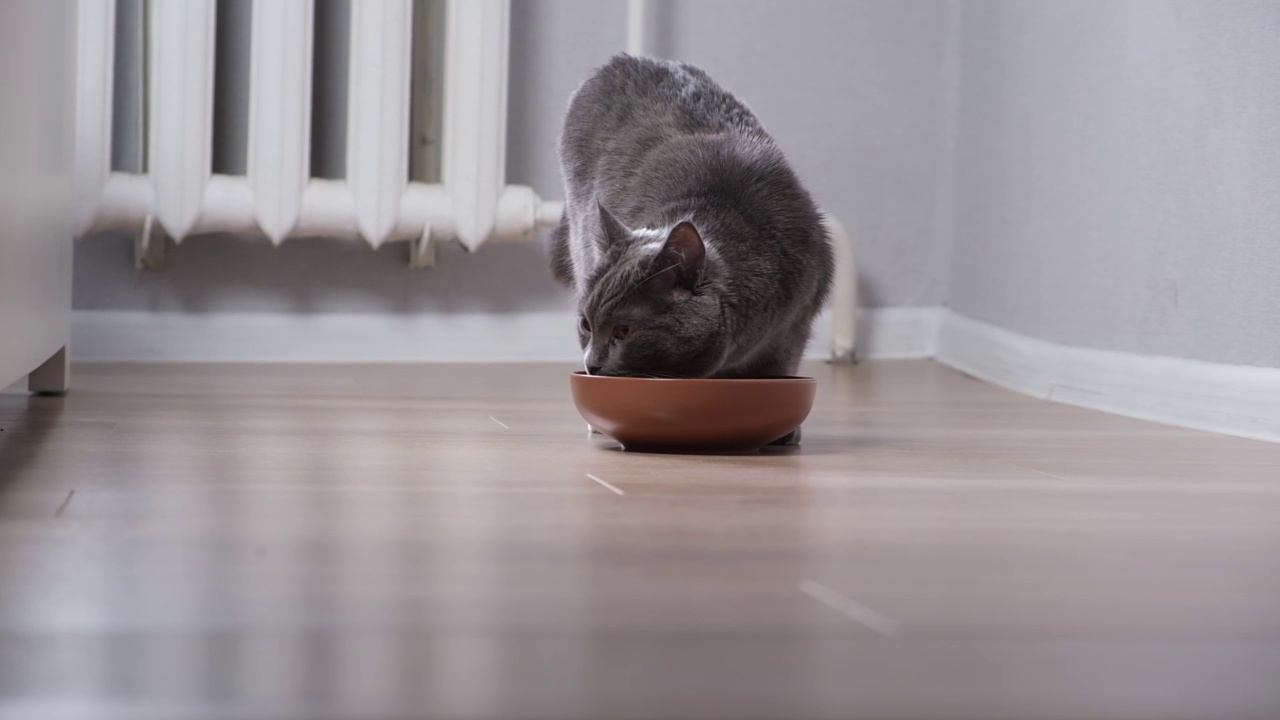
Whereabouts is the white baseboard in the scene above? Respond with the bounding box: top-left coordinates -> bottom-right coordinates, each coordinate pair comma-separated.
70,306 -> 945,364
70,307 -> 1280,442
71,310 -> 586,361
936,311 -> 1280,444
71,310 -> 582,363
854,306 -> 944,359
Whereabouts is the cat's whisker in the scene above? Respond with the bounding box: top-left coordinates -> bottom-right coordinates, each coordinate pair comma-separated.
617,371 -> 684,380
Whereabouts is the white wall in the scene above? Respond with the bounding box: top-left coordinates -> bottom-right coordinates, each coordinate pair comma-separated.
949,0 -> 1280,369
72,0 -> 955,317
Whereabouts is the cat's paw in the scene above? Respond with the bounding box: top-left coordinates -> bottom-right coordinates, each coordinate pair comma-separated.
768,426 -> 802,447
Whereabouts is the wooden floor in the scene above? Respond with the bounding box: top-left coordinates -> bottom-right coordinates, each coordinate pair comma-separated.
2,360 -> 1280,719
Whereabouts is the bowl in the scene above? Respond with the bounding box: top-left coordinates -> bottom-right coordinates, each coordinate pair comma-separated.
569,373 -> 817,451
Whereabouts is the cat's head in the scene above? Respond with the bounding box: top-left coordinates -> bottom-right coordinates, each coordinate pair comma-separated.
578,203 -> 728,377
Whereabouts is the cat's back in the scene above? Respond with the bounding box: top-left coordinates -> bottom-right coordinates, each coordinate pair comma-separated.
562,55 -> 765,169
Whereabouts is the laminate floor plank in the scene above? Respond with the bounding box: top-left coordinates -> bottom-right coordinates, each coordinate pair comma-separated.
2,360 -> 1279,719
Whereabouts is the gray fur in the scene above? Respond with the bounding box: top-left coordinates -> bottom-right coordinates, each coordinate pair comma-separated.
552,55 -> 833,380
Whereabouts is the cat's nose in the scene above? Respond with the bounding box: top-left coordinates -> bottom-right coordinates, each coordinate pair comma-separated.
586,365 -> 602,376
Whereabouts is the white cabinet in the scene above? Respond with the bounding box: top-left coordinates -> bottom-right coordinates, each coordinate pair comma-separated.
0,1 -> 74,393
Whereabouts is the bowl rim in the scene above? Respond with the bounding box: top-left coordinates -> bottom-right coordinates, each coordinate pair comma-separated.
570,372 -> 815,384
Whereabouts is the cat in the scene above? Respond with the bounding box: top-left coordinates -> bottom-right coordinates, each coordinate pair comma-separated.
550,55 -> 833,442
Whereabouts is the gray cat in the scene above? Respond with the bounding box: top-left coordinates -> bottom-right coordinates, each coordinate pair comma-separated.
551,54 -> 833,387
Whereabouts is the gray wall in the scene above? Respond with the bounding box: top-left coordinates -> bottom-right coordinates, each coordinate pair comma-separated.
949,0 -> 1280,368
77,1 -> 1279,369
74,0 -> 955,314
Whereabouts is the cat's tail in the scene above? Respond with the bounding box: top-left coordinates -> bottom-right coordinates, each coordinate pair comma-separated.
548,213 -> 575,287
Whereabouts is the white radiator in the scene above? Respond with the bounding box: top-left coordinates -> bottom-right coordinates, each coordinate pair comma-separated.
73,0 -> 856,360
74,0 -> 559,269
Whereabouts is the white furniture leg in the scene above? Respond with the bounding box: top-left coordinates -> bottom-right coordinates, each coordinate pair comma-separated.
28,345 -> 69,395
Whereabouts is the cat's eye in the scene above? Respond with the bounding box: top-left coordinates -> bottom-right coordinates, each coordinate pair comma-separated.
579,317 -> 591,334
612,325 -> 631,341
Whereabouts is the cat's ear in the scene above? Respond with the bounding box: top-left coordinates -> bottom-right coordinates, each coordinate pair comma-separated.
595,200 -> 630,249
649,222 -> 706,292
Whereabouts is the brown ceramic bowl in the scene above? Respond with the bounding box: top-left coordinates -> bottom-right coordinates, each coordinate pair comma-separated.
570,373 -> 817,451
